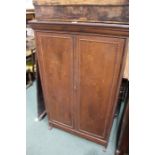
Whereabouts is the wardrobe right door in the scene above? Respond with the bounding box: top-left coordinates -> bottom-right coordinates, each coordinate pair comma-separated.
75,35 -> 125,144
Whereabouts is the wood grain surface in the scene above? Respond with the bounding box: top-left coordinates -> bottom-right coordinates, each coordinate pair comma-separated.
37,32 -> 74,128
33,0 -> 129,5
30,21 -> 129,147
33,0 -> 129,23
76,35 -> 125,140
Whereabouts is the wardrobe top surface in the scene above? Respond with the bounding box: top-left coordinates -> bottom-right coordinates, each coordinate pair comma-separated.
33,0 -> 129,5
29,20 -> 129,29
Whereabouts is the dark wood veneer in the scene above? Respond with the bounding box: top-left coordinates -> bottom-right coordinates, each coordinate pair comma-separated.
29,20 -> 128,37
33,0 -> 128,24
30,20 -> 128,148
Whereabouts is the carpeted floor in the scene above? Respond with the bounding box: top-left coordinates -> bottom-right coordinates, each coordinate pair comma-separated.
26,81 -> 120,155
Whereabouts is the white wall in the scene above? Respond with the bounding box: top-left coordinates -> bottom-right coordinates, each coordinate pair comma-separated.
26,0 -> 34,9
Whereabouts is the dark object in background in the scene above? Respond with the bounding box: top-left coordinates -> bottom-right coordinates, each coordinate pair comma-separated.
116,101 -> 129,155
26,46 -> 36,88
115,78 -> 129,116
26,69 -> 33,87
26,9 -> 35,25
116,79 -> 129,155
26,9 -> 36,88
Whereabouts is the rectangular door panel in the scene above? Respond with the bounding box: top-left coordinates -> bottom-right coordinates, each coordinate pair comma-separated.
76,35 -> 125,139
36,32 -> 74,128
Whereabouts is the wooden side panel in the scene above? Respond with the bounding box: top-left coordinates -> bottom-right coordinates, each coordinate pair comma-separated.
36,32 -> 74,128
76,35 -> 125,140
36,62 -> 46,118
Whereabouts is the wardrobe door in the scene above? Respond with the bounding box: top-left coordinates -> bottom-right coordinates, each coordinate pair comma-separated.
76,35 -> 125,142
36,32 -> 74,128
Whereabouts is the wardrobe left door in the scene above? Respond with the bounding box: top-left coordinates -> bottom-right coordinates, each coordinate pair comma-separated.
36,32 -> 74,129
